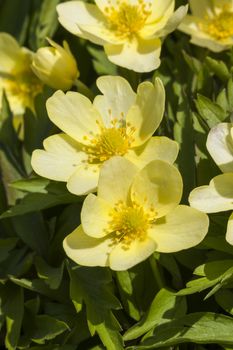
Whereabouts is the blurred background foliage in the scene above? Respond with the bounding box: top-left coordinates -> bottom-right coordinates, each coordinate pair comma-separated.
1,0 -> 233,349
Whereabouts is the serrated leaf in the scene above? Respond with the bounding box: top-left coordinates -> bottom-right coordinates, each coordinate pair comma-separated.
0,190 -> 78,218
127,313 -> 233,349
205,57 -> 230,82
195,94 -> 226,128
68,265 -> 123,350
35,256 -> 64,290
124,288 -> 186,341
177,260 -> 233,297
30,315 -> 69,344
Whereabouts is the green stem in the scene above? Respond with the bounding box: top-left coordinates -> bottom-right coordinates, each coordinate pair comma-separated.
74,79 -> 94,101
149,255 -> 164,289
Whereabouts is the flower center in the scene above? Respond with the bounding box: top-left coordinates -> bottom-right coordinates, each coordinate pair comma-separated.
83,119 -> 135,163
3,68 -> 43,109
109,201 -> 156,248
104,1 -> 152,38
200,10 -> 233,40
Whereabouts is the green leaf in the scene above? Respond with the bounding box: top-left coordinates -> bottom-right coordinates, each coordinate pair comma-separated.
87,46 -> 117,75
10,178 -> 50,193
205,57 -> 230,82
23,87 -> 53,156
10,277 -> 68,303
48,203 -> 82,263
0,0 -> 30,42
68,265 -> 123,350
0,247 -> 33,279
195,94 -> 226,128
116,260 -> 157,322
127,313 -> 233,349
2,284 -> 24,350
227,75 -> 233,112
174,90 -> 196,201
0,188 -> 78,218
0,149 -> 24,206
35,256 -> 64,290
124,288 -> 186,341
177,260 -> 233,297
215,289 -> 233,315
0,92 -> 21,164
30,315 -> 69,344
0,238 -> 18,263
33,0 -> 60,49
115,270 -> 141,321
11,213 -> 49,256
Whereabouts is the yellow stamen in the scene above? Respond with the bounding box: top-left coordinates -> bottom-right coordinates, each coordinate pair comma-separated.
200,9 -> 233,40
109,201 -> 156,249
3,68 -> 43,109
83,118 -> 135,163
104,0 -> 152,39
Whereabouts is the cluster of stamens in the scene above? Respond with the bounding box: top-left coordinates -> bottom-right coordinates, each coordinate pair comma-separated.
104,0 -> 152,39
4,68 -> 43,107
108,200 -> 156,249
199,7 -> 233,40
82,113 -> 136,164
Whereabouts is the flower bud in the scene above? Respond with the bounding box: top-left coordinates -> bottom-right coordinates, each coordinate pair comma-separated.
32,39 -> 79,90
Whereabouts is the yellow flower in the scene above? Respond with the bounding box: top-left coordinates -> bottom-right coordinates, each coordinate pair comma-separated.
189,123 -> 233,245
63,157 -> 209,271
31,75 -> 179,195
31,38 -> 79,91
0,32 -> 43,115
179,0 -> 233,52
56,0 -> 188,72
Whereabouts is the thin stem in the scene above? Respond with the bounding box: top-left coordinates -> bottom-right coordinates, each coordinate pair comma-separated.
149,255 -> 164,289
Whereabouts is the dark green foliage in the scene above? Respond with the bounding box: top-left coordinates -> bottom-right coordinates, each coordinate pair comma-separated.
1,1 -> 233,350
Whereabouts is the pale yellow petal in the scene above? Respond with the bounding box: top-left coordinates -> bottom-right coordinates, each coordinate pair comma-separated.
0,32 -> 21,73
179,14 -> 232,52
98,156 -> 138,206
178,15 -> 207,37
63,225 -> 113,267
189,174 -> 233,213
31,134 -> 86,181
190,36 -> 231,52
212,0 -> 233,13
189,0 -> 213,17
56,1 -> 107,45
131,160 -> 183,218
81,193 -> 112,238
67,164 -> 100,195
148,205 -> 209,252
104,37 -> 161,73
109,237 -> 156,271
226,212 -> 233,246
93,75 -> 136,127
207,123 -> 233,173
46,90 -> 102,145
148,0 -> 174,22
78,23 -> 125,45
127,78 -> 165,147
155,5 -> 188,37
126,136 -> 178,168
140,0 -> 175,37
